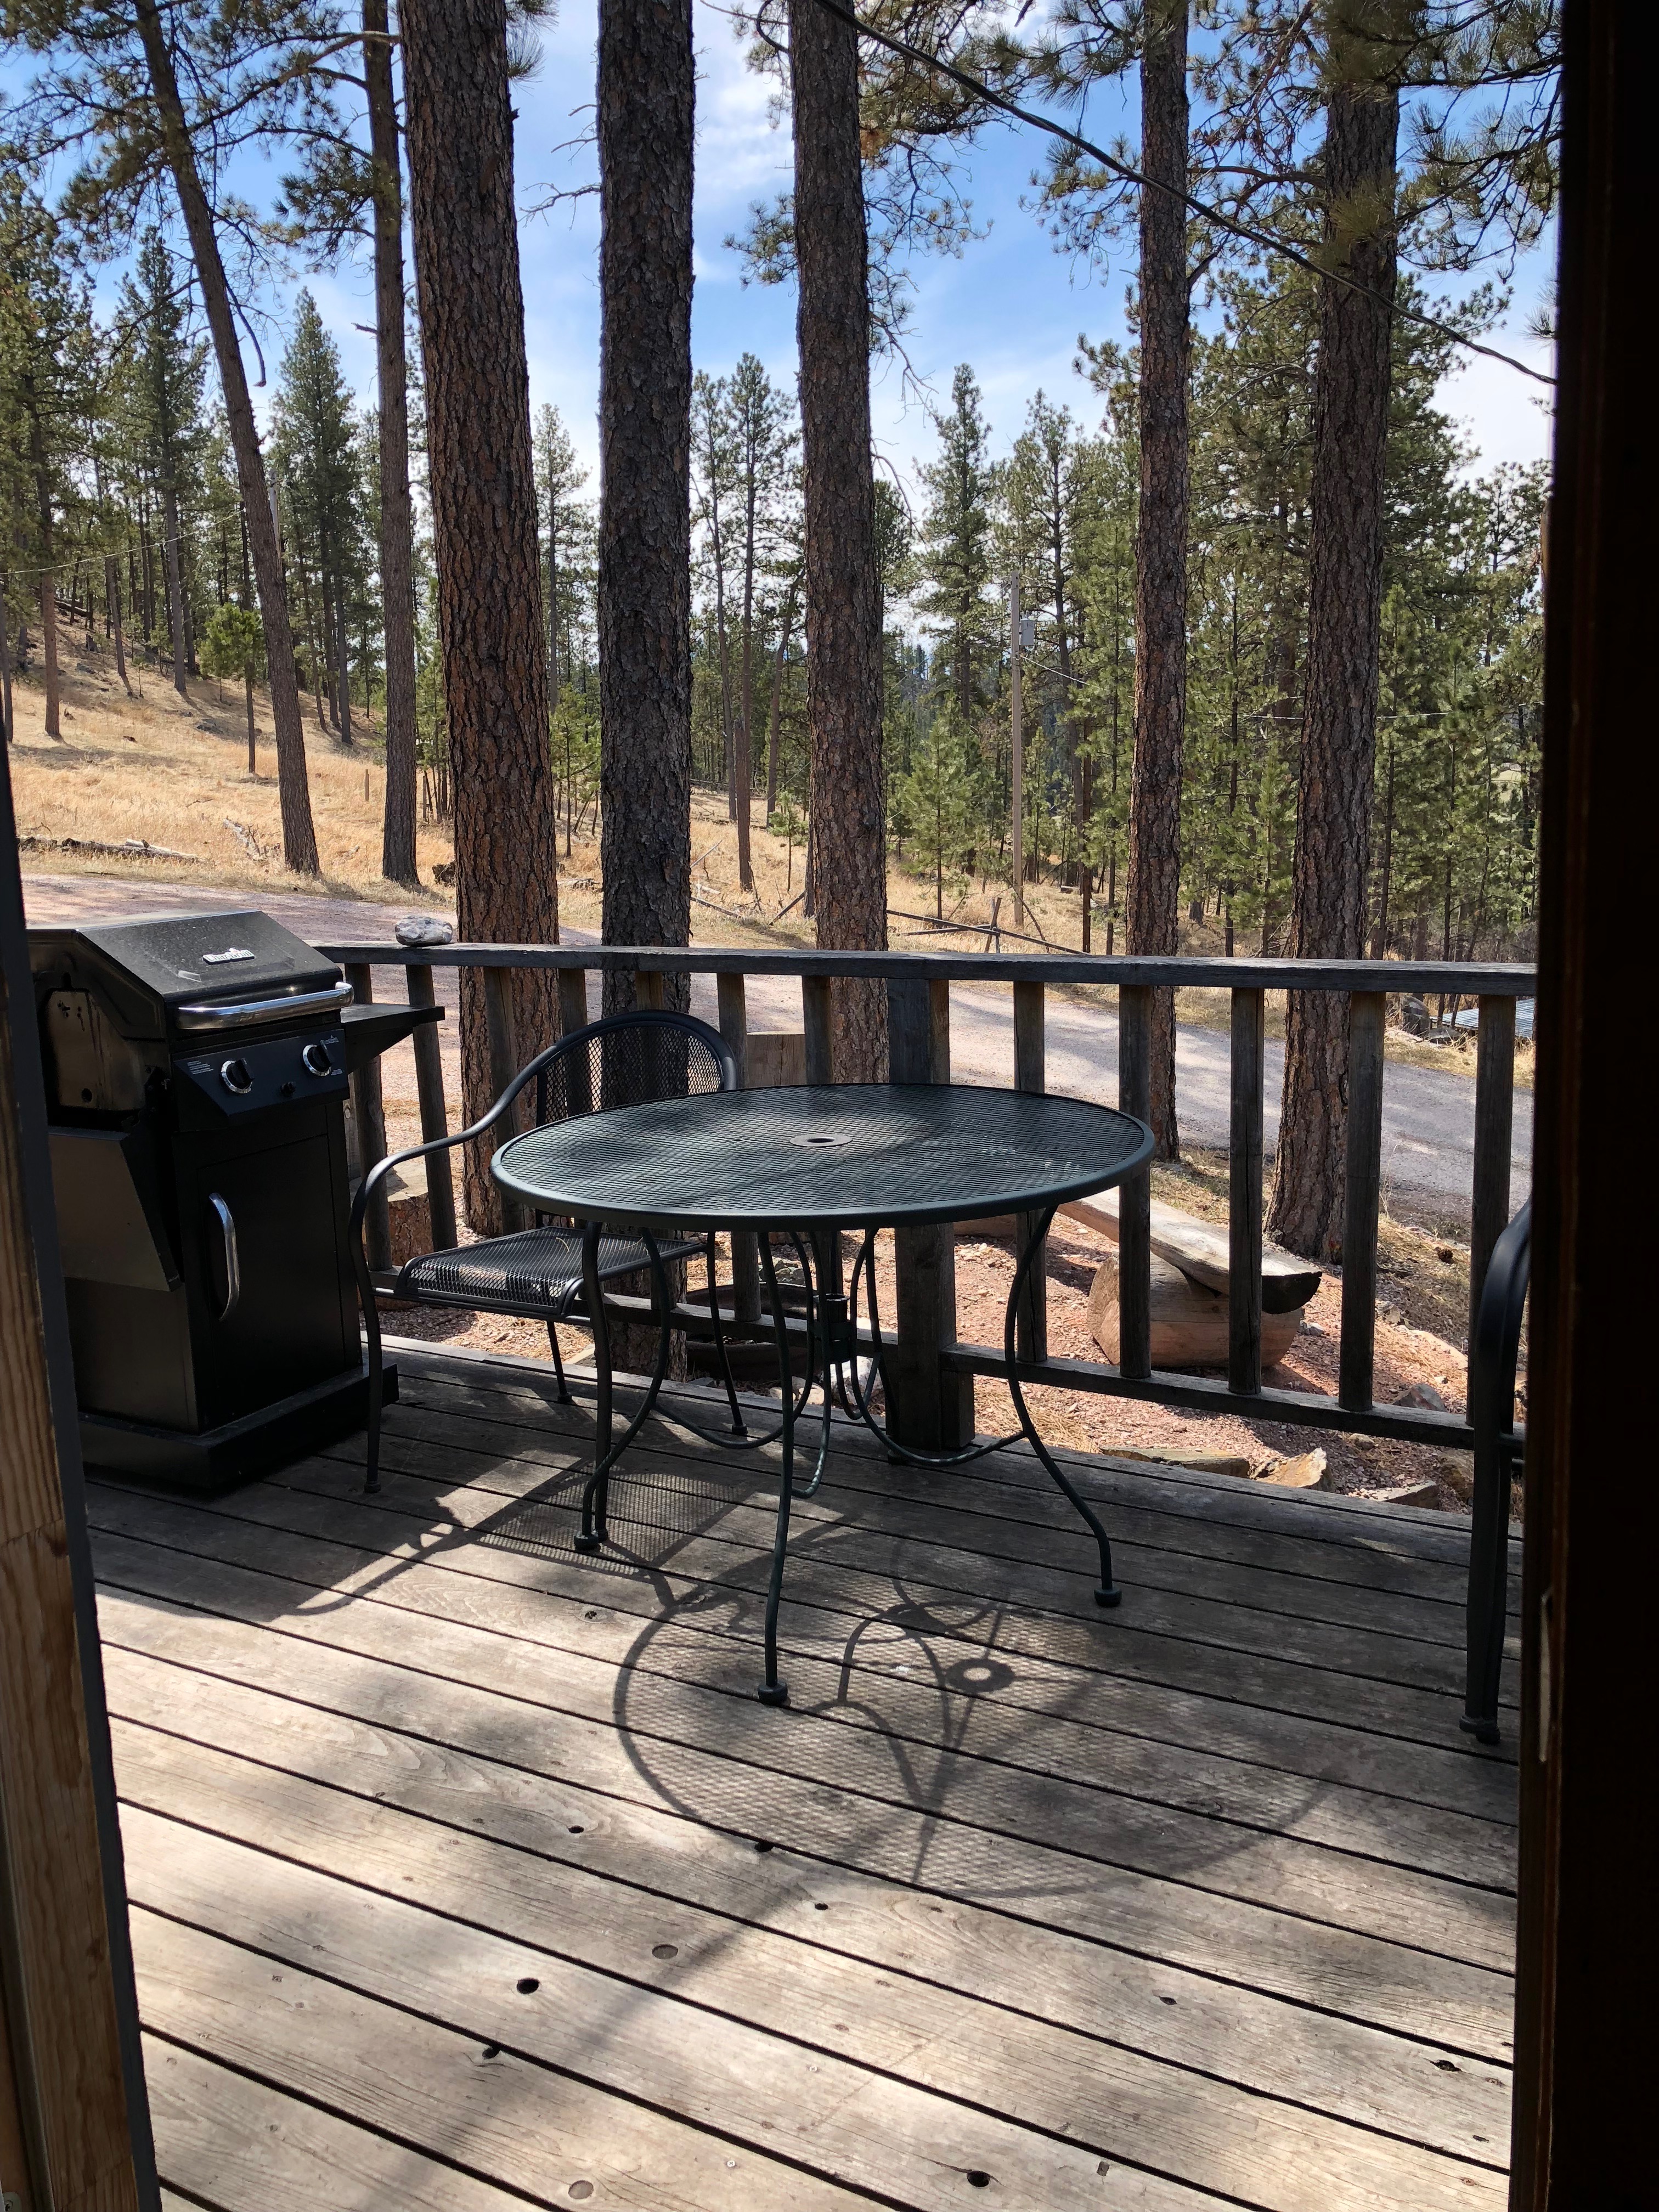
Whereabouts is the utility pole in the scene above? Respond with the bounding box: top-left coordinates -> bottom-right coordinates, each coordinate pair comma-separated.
1009,573 -> 1024,927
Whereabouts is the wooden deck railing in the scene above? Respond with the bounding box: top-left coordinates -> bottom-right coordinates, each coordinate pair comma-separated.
318,940 -> 1533,1459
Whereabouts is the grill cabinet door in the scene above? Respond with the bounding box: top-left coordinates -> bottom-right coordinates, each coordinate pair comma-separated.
182,1127 -> 356,1425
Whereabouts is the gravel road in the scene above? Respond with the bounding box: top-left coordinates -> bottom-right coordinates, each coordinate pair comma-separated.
24,872 -> 1530,1222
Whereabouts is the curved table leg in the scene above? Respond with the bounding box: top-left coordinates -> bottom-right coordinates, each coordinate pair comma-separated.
1002,1203 -> 1120,1607
575,1223 -> 673,1554
838,1216 -> 1121,1607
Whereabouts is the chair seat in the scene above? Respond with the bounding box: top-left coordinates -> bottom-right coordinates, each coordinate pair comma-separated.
397,1226 -> 703,1321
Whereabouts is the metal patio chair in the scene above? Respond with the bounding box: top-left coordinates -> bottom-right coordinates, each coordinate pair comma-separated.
1463,1197 -> 1531,1743
350,1008 -> 741,1494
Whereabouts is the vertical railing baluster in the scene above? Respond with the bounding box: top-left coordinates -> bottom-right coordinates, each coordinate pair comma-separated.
1469,994 -> 1517,1345
557,967 -> 592,1114
483,963 -> 526,1234
346,961 -> 390,1272
407,962 -> 456,1250
1228,986 -> 1265,1393
1013,979 -> 1047,1362
1118,983 -> 1153,1379
634,968 -> 665,1012
802,973 -> 834,1086
716,972 -> 761,1324
1340,990 -> 1387,1410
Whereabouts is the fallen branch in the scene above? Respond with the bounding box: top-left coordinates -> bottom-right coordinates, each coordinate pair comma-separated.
223,817 -> 269,864
18,832 -> 200,864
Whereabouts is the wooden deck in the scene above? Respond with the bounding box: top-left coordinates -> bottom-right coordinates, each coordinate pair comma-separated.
88,1339 -> 1520,2212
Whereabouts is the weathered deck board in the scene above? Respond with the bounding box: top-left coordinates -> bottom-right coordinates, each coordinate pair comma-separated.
93,1341 -> 1517,2212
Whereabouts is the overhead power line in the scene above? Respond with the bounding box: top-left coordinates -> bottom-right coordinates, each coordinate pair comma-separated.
808,0 -> 1556,390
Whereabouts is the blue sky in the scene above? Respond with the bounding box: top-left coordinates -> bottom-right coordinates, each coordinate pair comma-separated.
70,0 -> 1559,503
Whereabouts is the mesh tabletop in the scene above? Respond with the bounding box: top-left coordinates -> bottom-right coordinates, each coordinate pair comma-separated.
492,1082 -> 1153,1232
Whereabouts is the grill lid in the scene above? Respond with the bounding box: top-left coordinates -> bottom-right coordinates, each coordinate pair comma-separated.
30,911 -> 345,1041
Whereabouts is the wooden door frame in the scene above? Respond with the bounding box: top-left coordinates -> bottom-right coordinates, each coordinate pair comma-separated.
1510,3 -> 1659,2202
0,740 -> 158,2208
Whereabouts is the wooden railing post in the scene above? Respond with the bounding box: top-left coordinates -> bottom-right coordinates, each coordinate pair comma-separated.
716,972 -> 761,1324
1469,994 -> 1518,1343
1117,984 -> 1153,1379
1228,986 -> 1265,1393
1013,979 -> 1047,1361
1339,991 -> 1387,1410
635,968 -> 665,1012
406,963 -> 456,1250
346,961 -> 391,1271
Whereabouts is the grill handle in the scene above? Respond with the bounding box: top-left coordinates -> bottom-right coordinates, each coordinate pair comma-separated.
176,980 -> 353,1033
207,1193 -> 241,1322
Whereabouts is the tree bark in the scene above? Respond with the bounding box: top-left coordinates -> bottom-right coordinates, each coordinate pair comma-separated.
790,0 -> 887,1079
1126,0 -> 1189,1159
1267,64 -> 1399,1262
366,0 -> 419,880
133,0 -> 317,869
402,0 -> 562,1233
596,0 -> 695,1013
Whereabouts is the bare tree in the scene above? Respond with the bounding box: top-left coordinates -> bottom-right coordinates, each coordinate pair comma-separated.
402,0 -> 561,1230
596,0 -> 695,1012
789,0 -> 887,1078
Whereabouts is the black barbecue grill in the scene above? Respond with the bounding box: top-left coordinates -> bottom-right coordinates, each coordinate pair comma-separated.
30,909 -> 438,1489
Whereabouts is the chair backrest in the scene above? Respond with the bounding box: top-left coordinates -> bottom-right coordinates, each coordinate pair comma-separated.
531,1009 -> 736,1130
1472,1197 -> 1532,1437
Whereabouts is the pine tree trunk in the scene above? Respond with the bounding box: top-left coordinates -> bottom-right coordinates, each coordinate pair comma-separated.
26,396 -> 61,741
789,0 -> 887,1078
1126,0 -> 1189,1159
105,558 -> 129,692
161,480 -> 188,697
595,0 -> 695,1009
335,594 -> 353,745
365,0 -> 420,885
402,0 -> 562,1233
765,580 -> 795,818
133,0 -> 317,869
1267,69 -> 1398,1262
736,484 -> 756,891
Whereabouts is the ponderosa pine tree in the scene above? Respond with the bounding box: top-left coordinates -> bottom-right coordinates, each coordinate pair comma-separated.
124,231 -> 203,699
789,0 -> 888,1079
401,0 -> 562,1229
0,178 -> 92,742
597,0 -> 695,1013
916,364 -> 997,731
729,351 -> 796,892
365,0 -> 419,883
1268,7 -> 1405,1260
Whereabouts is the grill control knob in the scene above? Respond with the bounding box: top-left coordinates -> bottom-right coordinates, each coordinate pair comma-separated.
219,1058 -> 254,1096
301,1041 -> 333,1077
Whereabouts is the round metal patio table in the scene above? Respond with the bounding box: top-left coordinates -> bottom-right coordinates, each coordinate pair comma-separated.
493,1082 -> 1154,1703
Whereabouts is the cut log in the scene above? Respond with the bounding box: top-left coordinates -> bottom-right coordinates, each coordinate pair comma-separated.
1066,1189 -> 1321,1313
1088,1248 -> 1302,1370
